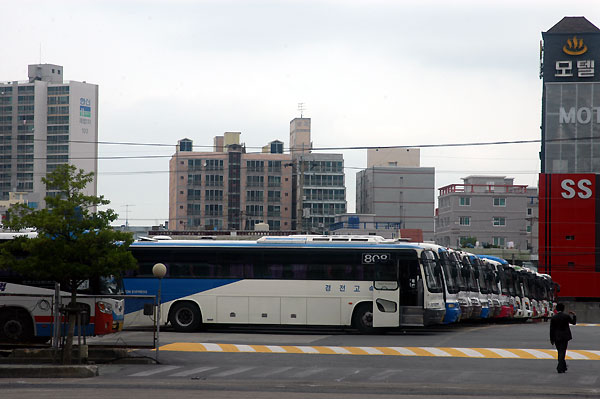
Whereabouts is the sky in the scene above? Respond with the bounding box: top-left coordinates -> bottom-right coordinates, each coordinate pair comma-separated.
2,0 -> 599,226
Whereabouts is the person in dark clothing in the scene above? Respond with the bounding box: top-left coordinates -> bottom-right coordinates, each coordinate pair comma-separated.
550,303 -> 576,373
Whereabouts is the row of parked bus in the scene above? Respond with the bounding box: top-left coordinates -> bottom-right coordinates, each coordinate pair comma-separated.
2,233 -> 559,341
121,235 -> 558,334
418,243 -> 559,324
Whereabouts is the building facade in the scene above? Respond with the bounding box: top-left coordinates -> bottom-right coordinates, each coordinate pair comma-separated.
356,166 -> 435,241
289,117 -> 346,232
169,133 -> 293,231
0,64 -> 98,209
435,176 -> 530,250
538,16 -> 600,302
541,17 -> 600,173
355,148 -> 434,241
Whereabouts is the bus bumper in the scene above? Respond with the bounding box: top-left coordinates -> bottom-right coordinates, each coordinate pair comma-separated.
424,309 -> 446,326
480,306 -> 490,319
443,303 -> 461,324
495,305 -> 512,319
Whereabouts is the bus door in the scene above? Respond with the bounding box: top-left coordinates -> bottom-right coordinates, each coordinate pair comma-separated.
366,252 -> 400,328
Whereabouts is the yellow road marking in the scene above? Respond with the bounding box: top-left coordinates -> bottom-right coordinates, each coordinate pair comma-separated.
157,343 -> 600,360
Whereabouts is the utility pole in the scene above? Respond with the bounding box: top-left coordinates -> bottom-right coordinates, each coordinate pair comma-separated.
122,204 -> 135,228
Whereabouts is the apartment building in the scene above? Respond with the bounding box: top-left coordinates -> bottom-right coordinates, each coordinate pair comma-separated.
355,148 -> 435,241
435,176 -> 530,250
169,133 -> 293,231
0,64 -> 98,209
289,117 -> 346,232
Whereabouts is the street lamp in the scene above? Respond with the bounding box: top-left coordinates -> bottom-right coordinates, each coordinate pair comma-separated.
152,263 -> 167,363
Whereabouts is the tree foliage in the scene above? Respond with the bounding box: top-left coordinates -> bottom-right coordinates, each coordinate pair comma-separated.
0,165 -> 137,362
0,165 -> 136,287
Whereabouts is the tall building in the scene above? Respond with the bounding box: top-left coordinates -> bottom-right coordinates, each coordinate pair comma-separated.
289,117 -> 346,232
541,17 -> 600,173
0,64 -> 98,209
169,133 -> 293,231
435,176 -> 530,250
355,148 -> 435,241
538,17 -> 600,302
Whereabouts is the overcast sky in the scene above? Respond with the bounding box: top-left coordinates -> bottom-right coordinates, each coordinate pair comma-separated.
3,0 -> 599,226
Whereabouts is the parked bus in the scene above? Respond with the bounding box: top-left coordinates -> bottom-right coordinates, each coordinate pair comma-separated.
478,256 -> 512,319
455,251 -> 482,319
0,231 -> 125,343
417,243 -> 461,324
123,235 -> 446,333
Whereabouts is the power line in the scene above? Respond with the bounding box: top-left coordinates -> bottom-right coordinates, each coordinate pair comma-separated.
8,133 -> 600,152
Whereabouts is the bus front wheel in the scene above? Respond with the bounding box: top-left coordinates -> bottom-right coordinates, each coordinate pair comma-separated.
0,309 -> 34,343
169,302 -> 201,332
352,303 -> 375,334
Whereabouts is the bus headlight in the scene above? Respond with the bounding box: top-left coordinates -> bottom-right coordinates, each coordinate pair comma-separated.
97,301 -> 113,314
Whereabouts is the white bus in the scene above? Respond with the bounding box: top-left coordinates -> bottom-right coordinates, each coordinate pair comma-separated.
123,235 -> 446,333
0,231 -> 124,342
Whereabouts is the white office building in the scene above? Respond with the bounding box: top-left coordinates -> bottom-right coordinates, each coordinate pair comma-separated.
0,64 -> 98,209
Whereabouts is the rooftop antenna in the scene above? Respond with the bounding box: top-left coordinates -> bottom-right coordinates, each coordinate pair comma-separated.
122,204 -> 135,228
298,102 -> 306,118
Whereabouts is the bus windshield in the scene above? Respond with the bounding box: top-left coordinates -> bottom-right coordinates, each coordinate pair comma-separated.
99,275 -> 124,295
439,251 -> 459,294
421,251 -> 443,293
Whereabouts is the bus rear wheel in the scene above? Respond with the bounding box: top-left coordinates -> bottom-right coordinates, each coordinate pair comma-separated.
352,303 -> 375,334
0,309 -> 34,343
169,302 -> 201,332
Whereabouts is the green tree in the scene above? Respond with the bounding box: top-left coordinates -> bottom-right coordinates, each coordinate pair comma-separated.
460,236 -> 477,248
0,165 -> 137,363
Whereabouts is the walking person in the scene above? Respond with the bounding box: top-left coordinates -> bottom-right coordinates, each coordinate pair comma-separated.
550,303 -> 576,373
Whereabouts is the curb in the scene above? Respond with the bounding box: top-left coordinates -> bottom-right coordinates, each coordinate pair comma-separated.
0,364 -> 98,378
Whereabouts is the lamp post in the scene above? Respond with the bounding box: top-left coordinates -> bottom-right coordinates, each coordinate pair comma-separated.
152,263 -> 167,363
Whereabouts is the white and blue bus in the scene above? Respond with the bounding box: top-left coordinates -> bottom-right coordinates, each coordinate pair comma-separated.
123,235 -> 446,333
416,243 -> 461,324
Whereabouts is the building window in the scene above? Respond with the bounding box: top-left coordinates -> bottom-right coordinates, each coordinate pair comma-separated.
493,217 -> 506,226
459,216 -> 470,226
527,225 -> 532,233
493,198 -> 506,207
527,208 -> 532,215
459,197 -> 470,206
493,237 -> 505,247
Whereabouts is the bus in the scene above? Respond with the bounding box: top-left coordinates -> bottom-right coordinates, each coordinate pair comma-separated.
0,231 -> 125,343
123,235 -> 447,333
455,251 -> 482,319
416,243 -> 461,324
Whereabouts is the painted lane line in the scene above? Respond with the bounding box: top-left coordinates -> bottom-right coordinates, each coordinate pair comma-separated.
234,344 -> 256,352
519,349 -> 554,359
265,345 -> 287,353
170,366 -> 218,377
252,366 -> 294,378
358,347 -> 384,355
368,369 -> 401,382
567,351 -> 589,360
453,348 -> 485,358
484,348 -> 520,358
388,347 -> 417,356
129,365 -> 181,377
326,346 -> 352,355
295,346 -> 320,354
422,347 -> 451,357
291,368 -> 327,378
202,343 -> 223,352
211,367 -> 256,377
